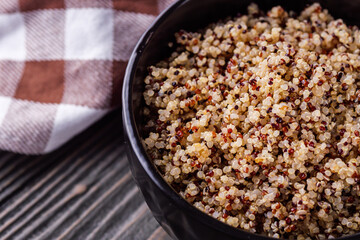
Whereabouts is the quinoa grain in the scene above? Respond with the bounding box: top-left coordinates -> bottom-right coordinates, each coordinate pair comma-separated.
143,3 -> 360,239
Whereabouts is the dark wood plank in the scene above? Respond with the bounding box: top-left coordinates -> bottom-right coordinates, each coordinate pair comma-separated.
0,110 -> 171,240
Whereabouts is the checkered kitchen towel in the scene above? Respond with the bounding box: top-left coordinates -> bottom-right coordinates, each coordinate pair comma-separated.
0,0 -> 175,154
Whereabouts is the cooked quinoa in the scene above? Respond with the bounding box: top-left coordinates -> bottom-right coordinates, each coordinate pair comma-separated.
143,3 -> 360,239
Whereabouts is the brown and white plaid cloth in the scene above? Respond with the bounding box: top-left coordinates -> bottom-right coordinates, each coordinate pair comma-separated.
0,0 -> 175,154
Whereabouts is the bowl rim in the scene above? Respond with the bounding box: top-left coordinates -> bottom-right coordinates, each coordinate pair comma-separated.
122,1 -> 360,239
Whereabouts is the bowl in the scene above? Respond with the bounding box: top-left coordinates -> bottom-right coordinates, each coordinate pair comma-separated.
122,0 -> 360,239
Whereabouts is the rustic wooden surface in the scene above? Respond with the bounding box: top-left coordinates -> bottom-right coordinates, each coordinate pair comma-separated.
0,110 -> 172,240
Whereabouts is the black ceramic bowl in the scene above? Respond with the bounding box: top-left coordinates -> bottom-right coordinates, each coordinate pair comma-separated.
122,0 -> 360,239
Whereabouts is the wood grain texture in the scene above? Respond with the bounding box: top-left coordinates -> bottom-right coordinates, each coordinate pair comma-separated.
0,110 -> 172,240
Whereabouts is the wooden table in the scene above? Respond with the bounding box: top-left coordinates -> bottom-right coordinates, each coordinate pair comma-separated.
0,110 -> 172,240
